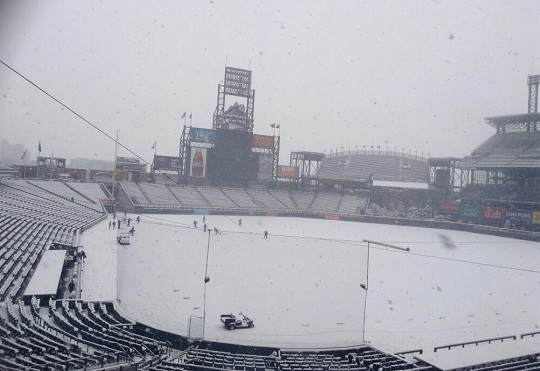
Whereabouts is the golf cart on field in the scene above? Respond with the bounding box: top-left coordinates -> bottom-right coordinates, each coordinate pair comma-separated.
117,232 -> 130,245
220,312 -> 254,330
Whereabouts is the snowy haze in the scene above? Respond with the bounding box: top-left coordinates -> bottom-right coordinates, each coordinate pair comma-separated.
1,1 -> 539,164
81,214 -> 540,351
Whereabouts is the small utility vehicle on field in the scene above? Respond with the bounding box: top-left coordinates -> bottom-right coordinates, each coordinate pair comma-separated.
220,312 -> 254,330
117,232 -> 130,245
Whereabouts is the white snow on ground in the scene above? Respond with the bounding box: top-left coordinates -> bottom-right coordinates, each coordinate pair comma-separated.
80,213 -> 540,352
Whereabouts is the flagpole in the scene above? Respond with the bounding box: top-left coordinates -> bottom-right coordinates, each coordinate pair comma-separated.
111,130 -> 119,213
23,151 -> 27,180
37,141 -> 41,178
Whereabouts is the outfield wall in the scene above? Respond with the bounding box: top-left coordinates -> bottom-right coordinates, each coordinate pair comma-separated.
130,204 -> 540,242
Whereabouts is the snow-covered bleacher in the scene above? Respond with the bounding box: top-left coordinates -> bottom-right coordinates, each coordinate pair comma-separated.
246,189 -> 290,209
28,180 -> 105,212
316,152 -> 430,183
466,131 -> 540,169
290,191 -> 316,210
339,194 -> 367,214
0,180 -> 105,302
120,182 -> 150,205
120,183 -> 372,215
1,180 -> 104,227
168,186 -> 209,208
139,183 -> 180,205
196,187 -> 237,208
267,190 -> 296,209
67,182 -> 109,204
221,188 -> 260,209
154,346 -> 434,371
309,192 -> 341,212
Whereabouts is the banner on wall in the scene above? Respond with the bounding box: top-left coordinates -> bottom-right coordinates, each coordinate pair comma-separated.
190,128 -> 216,144
252,134 -> 274,149
258,153 -> 273,181
154,155 -> 182,170
532,211 -> 540,225
460,204 -> 480,219
481,206 -> 505,221
506,209 -> 532,225
190,147 -> 207,177
277,165 -> 299,179
439,201 -> 461,214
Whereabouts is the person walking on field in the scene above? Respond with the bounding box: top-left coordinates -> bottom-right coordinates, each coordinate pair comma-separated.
193,220 -> 198,228
109,221 -> 112,229
264,230 -> 268,239
238,218 -> 242,226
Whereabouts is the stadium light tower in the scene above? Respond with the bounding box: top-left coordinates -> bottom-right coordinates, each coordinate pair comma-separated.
361,239 -> 410,343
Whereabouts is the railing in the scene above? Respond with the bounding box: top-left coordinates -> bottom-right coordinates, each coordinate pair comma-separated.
396,348 -> 423,356
324,148 -> 429,162
434,335 -> 517,352
521,330 -> 540,339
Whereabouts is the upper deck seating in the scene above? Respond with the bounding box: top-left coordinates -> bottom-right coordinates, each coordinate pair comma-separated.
316,153 -> 430,183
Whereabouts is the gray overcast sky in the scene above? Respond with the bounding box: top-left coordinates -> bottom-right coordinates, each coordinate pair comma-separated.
1,0 -> 539,165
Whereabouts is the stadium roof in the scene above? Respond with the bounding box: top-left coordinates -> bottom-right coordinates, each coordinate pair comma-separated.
484,112 -> 540,128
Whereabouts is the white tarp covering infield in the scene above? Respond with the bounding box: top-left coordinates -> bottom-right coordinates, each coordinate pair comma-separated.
80,214 -> 540,351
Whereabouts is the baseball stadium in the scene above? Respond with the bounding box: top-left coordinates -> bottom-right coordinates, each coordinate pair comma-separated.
0,67 -> 540,371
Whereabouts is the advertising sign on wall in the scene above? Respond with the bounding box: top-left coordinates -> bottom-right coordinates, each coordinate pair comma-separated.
439,201 -> 461,214
154,155 -> 182,170
190,128 -> 216,144
252,134 -> 274,149
190,147 -> 207,178
277,165 -> 299,179
258,153 -> 273,181
460,204 -> 480,219
481,206 -> 505,221
505,209 -> 532,225
532,211 -> 540,225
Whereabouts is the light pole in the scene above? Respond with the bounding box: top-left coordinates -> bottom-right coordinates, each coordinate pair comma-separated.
111,130 -> 119,213
203,230 -> 211,339
360,239 -> 410,343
